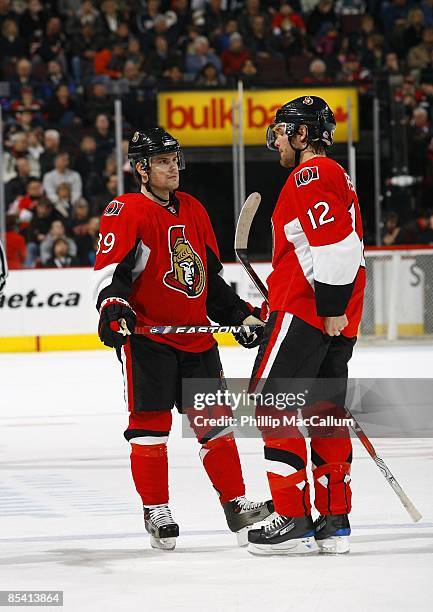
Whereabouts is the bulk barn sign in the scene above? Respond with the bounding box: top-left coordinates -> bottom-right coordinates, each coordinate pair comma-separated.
158,88 -> 358,147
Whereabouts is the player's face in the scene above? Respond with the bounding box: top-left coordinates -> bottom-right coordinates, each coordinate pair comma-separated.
273,125 -> 295,168
149,152 -> 180,191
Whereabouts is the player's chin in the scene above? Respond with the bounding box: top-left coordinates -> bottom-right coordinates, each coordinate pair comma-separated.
279,155 -> 293,169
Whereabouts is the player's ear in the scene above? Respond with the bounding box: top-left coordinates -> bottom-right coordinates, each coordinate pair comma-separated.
298,124 -> 308,144
136,161 -> 149,183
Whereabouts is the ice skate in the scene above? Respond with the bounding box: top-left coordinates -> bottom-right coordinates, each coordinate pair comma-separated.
144,504 -> 179,550
222,496 -> 275,546
247,514 -> 317,555
314,514 -> 351,554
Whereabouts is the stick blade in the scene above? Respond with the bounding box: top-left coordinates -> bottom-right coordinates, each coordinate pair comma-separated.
235,192 -> 261,251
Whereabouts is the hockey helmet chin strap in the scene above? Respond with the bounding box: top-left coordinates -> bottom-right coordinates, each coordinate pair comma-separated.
288,126 -> 310,167
144,182 -> 170,205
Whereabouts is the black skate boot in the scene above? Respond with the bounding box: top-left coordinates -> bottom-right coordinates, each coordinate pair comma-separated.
222,496 -> 275,546
143,504 -> 179,550
247,514 -> 317,555
314,514 -> 351,554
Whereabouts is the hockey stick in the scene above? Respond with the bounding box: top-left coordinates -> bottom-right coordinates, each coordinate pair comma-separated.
115,319 -> 261,335
234,192 -> 268,300
134,324 -> 262,335
234,194 -> 422,523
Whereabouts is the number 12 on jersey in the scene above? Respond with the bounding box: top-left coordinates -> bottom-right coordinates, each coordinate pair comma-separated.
306,201 -> 335,230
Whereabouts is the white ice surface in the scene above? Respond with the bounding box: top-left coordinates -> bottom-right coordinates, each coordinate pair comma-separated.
0,344 -> 432,612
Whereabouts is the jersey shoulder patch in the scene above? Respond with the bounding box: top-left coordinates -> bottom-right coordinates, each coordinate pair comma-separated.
294,165 -> 319,187
104,200 -> 125,216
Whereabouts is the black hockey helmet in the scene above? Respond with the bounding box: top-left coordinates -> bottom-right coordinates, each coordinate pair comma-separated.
128,127 -> 185,172
266,95 -> 336,151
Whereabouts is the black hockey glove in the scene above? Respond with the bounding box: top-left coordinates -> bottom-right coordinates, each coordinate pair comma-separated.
98,297 -> 136,349
233,306 -> 266,349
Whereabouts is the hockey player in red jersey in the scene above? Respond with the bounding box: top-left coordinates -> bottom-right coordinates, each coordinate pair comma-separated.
246,96 -> 366,555
94,128 -> 273,550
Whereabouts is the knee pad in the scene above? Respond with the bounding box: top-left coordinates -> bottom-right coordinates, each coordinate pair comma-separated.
124,410 -> 172,446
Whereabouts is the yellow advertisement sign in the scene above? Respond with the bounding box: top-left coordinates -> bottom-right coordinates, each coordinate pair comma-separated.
158,88 -> 359,147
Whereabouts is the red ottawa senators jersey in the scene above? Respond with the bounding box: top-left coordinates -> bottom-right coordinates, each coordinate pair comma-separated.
268,156 -> 366,338
94,190 -> 250,352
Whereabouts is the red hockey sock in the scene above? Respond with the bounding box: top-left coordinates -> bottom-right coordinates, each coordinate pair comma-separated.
311,437 -> 352,515
126,411 -> 172,506
200,433 -> 245,503
264,437 -> 311,517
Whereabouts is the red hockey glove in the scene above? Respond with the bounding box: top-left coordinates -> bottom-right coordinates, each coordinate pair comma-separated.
98,297 -> 136,349
233,305 -> 266,349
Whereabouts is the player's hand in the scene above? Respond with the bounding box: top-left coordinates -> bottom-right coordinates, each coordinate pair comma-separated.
98,297 -> 136,349
233,307 -> 265,349
323,315 -> 348,337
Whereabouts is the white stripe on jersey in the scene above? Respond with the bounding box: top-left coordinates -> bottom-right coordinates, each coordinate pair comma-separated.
0,239 -> 8,293
310,231 -> 363,286
284,218 -> 314,288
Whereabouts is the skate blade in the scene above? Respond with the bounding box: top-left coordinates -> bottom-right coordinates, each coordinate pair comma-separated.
150,535 -> 177,551
247,536 -> 318,556
317,536 -> 350,554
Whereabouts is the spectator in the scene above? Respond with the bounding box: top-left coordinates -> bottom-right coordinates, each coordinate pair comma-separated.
40,219 -> 77,264
74,135 -> 104,198
8,177 -> 43,230
44,237 -> 78,268
5,158 -> 33,206
146,34 -> 182,78
221,33 -> 251,76
19,0 -> 47,42
26,198 -> 59,266
70,198 -> 90,232
195,62 -> 226,86
404,8 -> 426,51
42,152 -> 82,204
84,80 -> 113,125
239,58 -> 261,86
303,58 -> 332,84
93,113 -> 115,160
422,0 -> 433,27
408,106 -> 431,178
307,0 -> 337,37
53,182 -> 73,221
43,84 -> 80,126
39,60 -> 75,98
272,2 -> 306,34
75,215 -> 100,266
0,18 -> 26,62
38,16 -> 67,67
185,36 -> 222,76
70,22 -> 101,83
382,0 -> 411,33
3,131 -> 40,183
5,215 -> 26,270
92,173 -> 118,214
419,209 -> 433,242
382,211 -> 402,245
161,64 -> 186,86
100,0 -> 122,35
39,128 -> 60,175
239,0 -> 268,40
407,26 -> 433,72
9,58 -> 37,99
94,40 -> 127,79
245,15 -> 279,57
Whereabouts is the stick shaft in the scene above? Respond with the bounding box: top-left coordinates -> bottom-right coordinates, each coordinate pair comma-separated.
134,324 -> 261,335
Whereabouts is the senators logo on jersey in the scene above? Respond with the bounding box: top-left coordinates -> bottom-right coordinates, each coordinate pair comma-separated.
104,200 -> 124,216
294,166 -> 319,187
163,226 -> 206,298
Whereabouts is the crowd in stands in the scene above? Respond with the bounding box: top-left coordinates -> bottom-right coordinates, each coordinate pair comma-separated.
3,0 -> 433,268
